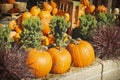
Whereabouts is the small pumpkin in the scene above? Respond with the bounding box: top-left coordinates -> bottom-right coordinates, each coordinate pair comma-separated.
43,2 -> 53,12
52,7 -> 58,15
22,12 -> 32,19
14,25 -> 22,34
8,0 -> 15,4
42,36 -> 49,46
30,6 -> 41,16
13,32 -> 20,41
39,11 -> 52,19
64,13 -> 70,22
50,0 -> 57,9
86,4 -> 95,13
26,49 -> 52,77
46,33 -> 55,45
97,5 -> 107,13
81,0 -> 90,6
41,18 -> 51,35
8,20 -> 16,30
48,47 -> 71,74
67,40 -> 95,67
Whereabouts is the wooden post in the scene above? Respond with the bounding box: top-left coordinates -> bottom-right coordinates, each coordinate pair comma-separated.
103,0 -> 112,12
57,0 -> 80,35
107,0 -> 112,12
97,0 -> 101,6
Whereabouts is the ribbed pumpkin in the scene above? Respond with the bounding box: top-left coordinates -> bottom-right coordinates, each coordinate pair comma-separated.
67,40 -> 95,67
48,47 -> 71,74
26,49 -> 52,77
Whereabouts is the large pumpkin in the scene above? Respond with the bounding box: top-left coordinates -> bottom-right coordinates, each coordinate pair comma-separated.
26,49 -> 52,77
67,40 -> 95,67
48,47 -> 71,74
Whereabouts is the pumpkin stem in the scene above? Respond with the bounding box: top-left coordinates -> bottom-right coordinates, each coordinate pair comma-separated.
69,36 -> 80,45
41,45 -> 48,51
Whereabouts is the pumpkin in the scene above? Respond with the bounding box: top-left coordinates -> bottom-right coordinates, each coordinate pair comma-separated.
8,20 -> 16,30
64,13 -> 70,22
50,0 -> 57,9
46,33 -> 55,45
39,11 -> 52,19
41,18 -> 51,35
8,0 -> 15,4
22,12 -> 32,19
67,40 -> 95,67
13,32 -> 20,41
43,2 -> 52,12
14,25 -> 22,34
26,49 -> 52,77
97,5 -> 107,13
86,4 -> 95,13
42,36 -> 49,46
48,47 -> 71,74
81,0 -> 90,6
30,6 -> 41,16
52,7 -> 58,15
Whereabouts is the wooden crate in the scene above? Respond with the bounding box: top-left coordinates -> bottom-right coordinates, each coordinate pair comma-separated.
57,0 -> 80,35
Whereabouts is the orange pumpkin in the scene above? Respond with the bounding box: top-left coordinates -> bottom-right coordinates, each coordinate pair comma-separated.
22,12 -> 32,19
47,33 -> 55,45
39,11 -> 52,19
14,25 -> 22,34
41,18 -> 51,35
86,4 -> 95,13
67,40 -> 95,67
52,7 -> 58,15
48,47 -> 71,74
43,2 -> 52,12
26,49 -> 52,77
8,0 -> 15,4
30,6 -> 41,16
13,32 -> 20,41
41,36 -> 49,46
50,0 -> 57,8
81,0 -> 90,6
8,20 -> 16,30
97,5 -> 107,13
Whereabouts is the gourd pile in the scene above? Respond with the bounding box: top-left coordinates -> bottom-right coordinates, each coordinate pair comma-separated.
0,0 -> 120,80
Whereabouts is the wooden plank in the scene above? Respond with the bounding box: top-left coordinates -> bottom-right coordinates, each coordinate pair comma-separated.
107,0 -> 112,12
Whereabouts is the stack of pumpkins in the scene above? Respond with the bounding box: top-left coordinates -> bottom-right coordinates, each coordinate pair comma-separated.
7,1 -> 95,79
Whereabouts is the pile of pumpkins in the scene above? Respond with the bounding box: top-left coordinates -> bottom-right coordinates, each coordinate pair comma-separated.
8,1 -> 95,78
79,0 -> 107,17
